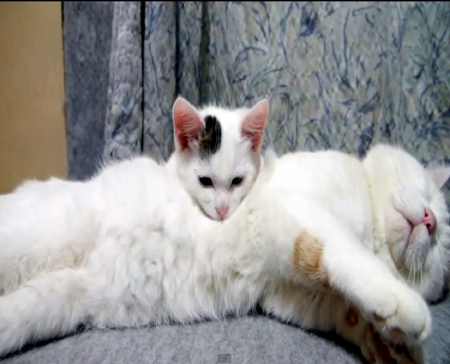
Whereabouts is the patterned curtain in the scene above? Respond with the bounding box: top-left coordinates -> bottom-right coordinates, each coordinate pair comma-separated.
64,2 -> 450,179
103,2 -> 142,162
64,2 -> 142,180
143,2 -> 450,166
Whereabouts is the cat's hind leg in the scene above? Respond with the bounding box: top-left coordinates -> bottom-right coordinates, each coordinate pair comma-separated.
0,268 -> 91,358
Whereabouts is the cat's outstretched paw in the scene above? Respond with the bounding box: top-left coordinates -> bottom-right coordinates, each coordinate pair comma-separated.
361,279 -> 432,345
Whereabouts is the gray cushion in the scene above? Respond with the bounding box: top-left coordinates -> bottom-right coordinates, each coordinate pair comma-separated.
3,296 -> 449,364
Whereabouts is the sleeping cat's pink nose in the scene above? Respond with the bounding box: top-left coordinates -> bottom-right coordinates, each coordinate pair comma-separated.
216,205 -> 229,220
422,208 -> 435,234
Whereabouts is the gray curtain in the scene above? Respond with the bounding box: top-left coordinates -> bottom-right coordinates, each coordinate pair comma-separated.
64,2 -> 114,180
104,2 -> 142,161
64,2 -> 450,179
64,1 -> 142,180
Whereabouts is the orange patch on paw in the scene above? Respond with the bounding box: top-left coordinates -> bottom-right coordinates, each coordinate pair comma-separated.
292,232 -> 327,285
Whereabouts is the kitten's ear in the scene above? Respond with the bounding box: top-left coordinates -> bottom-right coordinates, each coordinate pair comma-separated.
172,97 -> 203,152
428,166 -> 450,189
241,99 -> 269,152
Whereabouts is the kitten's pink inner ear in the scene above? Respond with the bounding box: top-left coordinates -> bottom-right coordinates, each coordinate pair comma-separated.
428,166 -> 450,189
241,99 -> 269,152
173,97 -> 203,151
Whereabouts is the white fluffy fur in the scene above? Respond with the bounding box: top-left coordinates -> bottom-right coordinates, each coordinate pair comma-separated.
0,143 -> 444,363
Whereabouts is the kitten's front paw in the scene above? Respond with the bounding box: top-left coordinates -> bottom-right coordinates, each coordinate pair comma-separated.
366,280 -> 431,345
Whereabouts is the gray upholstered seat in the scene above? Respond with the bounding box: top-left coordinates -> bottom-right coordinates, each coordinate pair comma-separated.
4,296 -> 449,364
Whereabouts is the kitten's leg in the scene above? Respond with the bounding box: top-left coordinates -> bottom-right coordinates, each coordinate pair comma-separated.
0,268 -> 90,358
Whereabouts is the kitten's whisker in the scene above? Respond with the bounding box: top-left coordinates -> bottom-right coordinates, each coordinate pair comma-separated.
407,265 -> 412,283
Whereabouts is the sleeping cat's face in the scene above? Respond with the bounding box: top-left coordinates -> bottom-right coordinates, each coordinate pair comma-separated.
171,97 -> 269,221
363,144 -> 450,302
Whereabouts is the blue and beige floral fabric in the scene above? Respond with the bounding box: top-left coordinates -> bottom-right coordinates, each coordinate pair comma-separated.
143,2 -> 450,164
67,2 -> 450,179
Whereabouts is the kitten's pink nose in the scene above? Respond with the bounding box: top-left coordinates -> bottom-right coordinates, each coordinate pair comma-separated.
422,208 -> 435,234
216,205 -> 229,220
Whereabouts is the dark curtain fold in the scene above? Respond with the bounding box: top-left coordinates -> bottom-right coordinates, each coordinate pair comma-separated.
63,2 -> 114,180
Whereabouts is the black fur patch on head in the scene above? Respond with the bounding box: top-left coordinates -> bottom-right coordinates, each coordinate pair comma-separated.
199,116 -> 222,159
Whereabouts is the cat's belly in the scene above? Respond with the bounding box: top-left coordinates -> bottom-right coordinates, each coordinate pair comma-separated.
271,151 -> 374,246
85,218 -> 260,327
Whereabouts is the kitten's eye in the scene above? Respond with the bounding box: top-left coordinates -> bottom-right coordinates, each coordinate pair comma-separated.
231,177 -> 244,187
198,177 -> 214,187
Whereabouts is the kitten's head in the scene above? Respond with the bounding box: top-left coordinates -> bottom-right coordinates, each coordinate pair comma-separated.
172,96 -> 269,221
363,144 -> 450,302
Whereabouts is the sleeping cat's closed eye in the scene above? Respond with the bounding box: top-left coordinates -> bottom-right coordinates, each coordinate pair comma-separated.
198,177 -> 213,187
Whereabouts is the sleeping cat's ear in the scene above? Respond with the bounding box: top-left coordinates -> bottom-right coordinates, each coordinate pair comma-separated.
172,97 -> 203,152
241,99 -> 269,152
428,166 -> 450,189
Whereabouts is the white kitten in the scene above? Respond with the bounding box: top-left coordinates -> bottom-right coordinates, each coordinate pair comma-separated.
167,97 -> 268,221
271,144 -> 450,303
0,146 -> 433,364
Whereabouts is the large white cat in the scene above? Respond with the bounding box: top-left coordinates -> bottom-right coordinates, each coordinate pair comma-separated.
272,144 -> 450,303
0,143 -> 445,364
167,97 -> 268,221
